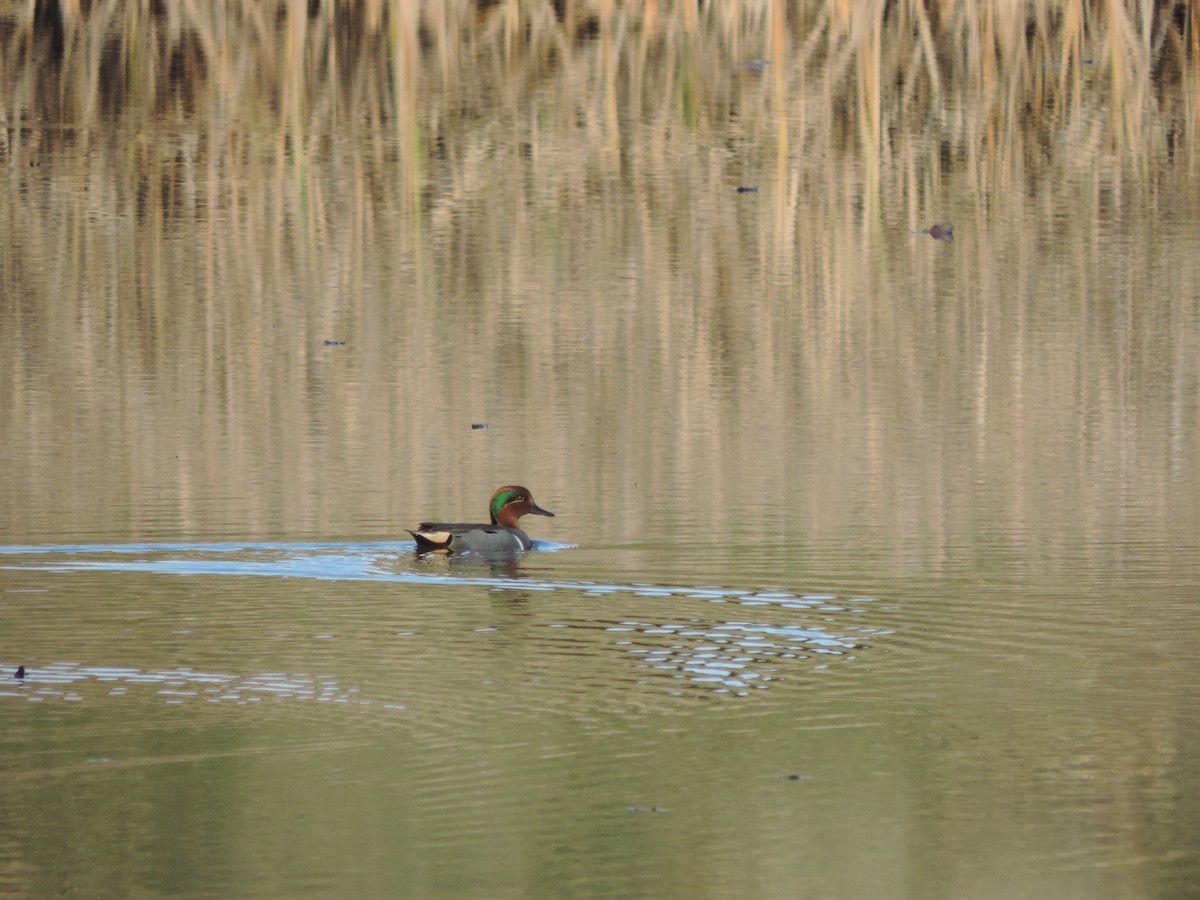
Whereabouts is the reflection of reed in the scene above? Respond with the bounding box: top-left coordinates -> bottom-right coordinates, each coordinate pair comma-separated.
0,2 -> 1197,564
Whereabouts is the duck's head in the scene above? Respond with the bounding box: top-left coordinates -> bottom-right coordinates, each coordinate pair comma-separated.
489,486 -> 555,528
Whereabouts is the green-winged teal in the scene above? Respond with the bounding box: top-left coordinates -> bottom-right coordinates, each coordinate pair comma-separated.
409,485 -> 554,554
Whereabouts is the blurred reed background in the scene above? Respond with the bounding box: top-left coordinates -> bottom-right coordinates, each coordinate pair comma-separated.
0,1 -> 1197,573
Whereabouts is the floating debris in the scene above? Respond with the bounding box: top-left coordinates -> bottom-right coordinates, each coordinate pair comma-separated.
628,804 -> 670,813
735,186 -> 760,193
913,222 -> 953,242
470,423 -> 490,430
323,340 -> 346,346
14,665 -> 25,679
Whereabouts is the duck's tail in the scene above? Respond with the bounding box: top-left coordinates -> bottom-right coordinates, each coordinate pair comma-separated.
408,529 -> 452,553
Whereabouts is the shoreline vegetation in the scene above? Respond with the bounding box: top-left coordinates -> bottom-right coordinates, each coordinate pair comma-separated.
2,1 -> 1195,187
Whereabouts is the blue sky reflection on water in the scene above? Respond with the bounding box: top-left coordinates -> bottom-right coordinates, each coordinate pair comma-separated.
1,541 -> 891,702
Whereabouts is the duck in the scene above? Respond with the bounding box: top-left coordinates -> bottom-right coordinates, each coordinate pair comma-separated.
408,486 -> 554,554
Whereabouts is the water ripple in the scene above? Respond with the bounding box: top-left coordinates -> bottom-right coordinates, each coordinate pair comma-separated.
1,542 -> 895,701
0,662 -> 372,708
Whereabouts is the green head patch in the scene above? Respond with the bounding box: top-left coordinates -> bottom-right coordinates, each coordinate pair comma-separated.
490,488 -> 523,524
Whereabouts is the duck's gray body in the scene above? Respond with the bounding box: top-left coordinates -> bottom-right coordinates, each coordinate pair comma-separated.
409,522 -> 535,553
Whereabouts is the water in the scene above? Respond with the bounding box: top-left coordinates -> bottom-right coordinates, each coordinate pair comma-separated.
2,3 -> 1199,898
2,536 -> 1194,897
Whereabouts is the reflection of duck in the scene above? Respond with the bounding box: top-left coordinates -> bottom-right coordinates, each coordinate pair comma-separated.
409,486 -> 554,554
914,222 -> 954,242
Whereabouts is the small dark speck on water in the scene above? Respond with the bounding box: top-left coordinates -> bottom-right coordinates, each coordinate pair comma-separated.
912,222 -> 953,242
15,665 -> 25,679
736,186 -> 759,193
471,423 -> 490,430
782,773 -> 809,781
628,804 -> 669,813
323,340 -> 346,346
